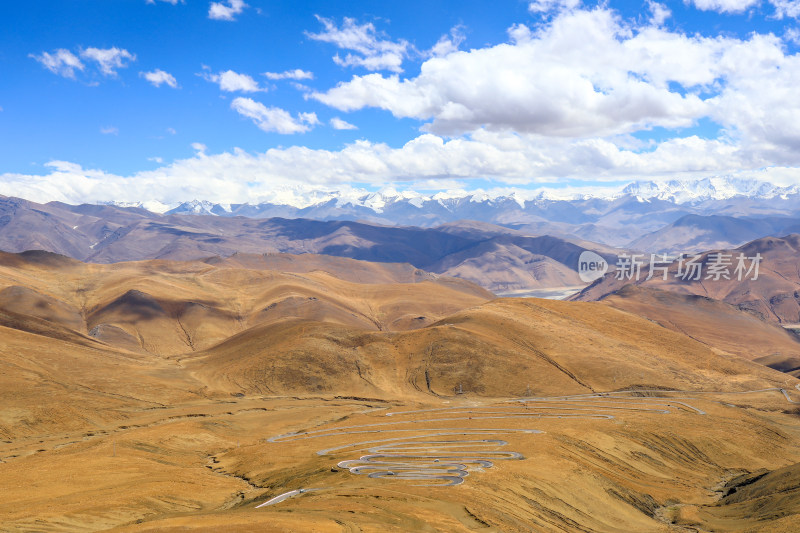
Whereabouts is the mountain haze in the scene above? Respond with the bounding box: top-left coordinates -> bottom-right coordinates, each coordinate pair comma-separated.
0,196 -> 620,291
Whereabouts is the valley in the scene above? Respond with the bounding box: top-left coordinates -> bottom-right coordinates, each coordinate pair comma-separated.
0,251 -> 799,531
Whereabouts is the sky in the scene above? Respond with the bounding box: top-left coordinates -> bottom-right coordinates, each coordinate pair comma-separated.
2,0 -> 800,207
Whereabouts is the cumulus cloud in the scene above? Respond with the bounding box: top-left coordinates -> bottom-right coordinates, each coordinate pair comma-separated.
685,0 -> 758,14
330,117 -> 358,130
528,0 -> 581,14
191,142 -> 207,152
1,129 -> 788,207
208,0 -> 247,21
313,9 -> 723,137
684,0 -> 800,17
31,47 -> 136,79
264,69 -> 314,80
16,3 -> 800,205
231,97 -> 320,134
306,16 -> 410,72
141,69 -> 178,88
428,26 -> 466,57
309,4 -> 800,165
771,0 -> 800,18
146,0 -> 182,4
648,1 -> 672,25
786,27 -> 800,44
203,69 -> 264,92
29,49 -> 85,78
80,47 -> 136,76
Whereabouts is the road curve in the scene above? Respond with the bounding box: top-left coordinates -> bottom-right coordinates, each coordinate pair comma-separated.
259,386 -> 795,506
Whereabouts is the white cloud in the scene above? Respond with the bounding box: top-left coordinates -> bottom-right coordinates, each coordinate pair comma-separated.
148,156 -> 164,163
684,0 -> 800,19
100,126 -> 119,135
191,142 -> 207,152
684,0 -> 759,14
1,130 -> 786,207
146,0 -> 182,4
786,27 -> 800,44
313,9 -> 721,138
306,16 -> 409,72
648,1 -> 672,25
208,0 -> 247,21
167,127 -> 177,135
330,117 -> 358,130
30,49 -> 85,79
141,69 -> 178,88
80,47 -> 136,77
203,69 -> 264,92
14,4 -> 800,206
264,69 -> 314,80
771,0 -> 800,18
428,26 -> 466,57
309,4 -> 800,163
528,0 -> 581,14
231,97 -> 319,134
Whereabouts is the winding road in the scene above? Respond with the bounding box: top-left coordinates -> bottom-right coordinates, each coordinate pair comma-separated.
257,385 -> 800,506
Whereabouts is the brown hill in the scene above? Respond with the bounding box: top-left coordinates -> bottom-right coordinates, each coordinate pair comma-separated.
185,296 -> 790,398
1,252 -> 800,532
0,250 -> 491,356
0,195 -> 619,291
599,285 -> 800,376
428,239 -> 583,291
574,234 -> 800,324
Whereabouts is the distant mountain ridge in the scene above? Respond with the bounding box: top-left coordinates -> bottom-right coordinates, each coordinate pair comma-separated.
0,195 -> 621,291
94,177 -> 800,249
106,177 -> 800,216
629,214 -> 800,253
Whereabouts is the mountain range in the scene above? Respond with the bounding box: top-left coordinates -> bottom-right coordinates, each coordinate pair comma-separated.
103,176 -> 800,249
4,176 -> 800,291
0,195 -> 620,291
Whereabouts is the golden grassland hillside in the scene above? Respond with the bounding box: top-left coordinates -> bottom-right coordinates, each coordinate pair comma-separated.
574,234 -> 800,324
600,285 -> 800,376
0,250 -> 491,356
0,250 -> 799,532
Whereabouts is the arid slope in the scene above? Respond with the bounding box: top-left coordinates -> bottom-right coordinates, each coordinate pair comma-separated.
0,251 -> 799,532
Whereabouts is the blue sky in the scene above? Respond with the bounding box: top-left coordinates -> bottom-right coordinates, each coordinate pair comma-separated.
2,0 -> 800,206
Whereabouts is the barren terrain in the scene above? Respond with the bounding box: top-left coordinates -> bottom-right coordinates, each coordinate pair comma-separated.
0,251 -> 799,532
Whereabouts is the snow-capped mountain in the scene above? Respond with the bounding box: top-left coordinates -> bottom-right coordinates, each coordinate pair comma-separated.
92,177 -> 800,248
620,177 -> 799,204
100,200 -> 174,214
152,177 -> 797,218
150,177 -> 798,217
4,176 -> 800,264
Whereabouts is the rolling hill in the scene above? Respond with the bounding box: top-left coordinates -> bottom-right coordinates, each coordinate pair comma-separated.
0,196 -> 620,291
574,234 -> 800,325
598,285 -> 800,376
1,251 -> 799,531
